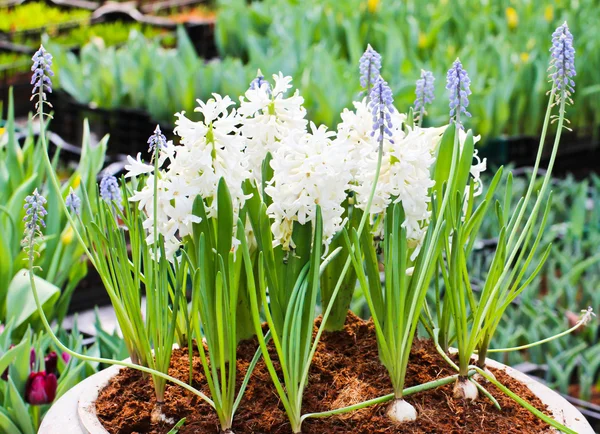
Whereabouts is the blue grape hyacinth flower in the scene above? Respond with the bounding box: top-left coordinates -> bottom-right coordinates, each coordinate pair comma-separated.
446,58 -> 471,128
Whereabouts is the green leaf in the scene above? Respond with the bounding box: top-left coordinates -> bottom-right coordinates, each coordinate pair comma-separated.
6,377 -> 35,434
0,407 -> 22,434
216,178 -> 234,262
6,270 -> 60,335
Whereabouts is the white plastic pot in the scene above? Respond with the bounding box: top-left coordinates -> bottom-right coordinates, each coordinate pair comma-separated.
38,358 -> 594,433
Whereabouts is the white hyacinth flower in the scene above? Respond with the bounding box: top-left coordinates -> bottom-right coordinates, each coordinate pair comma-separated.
239,72 -> 308,184
128,94 -> 251,259
353,124 -> 441,259
265,122 -> 352,251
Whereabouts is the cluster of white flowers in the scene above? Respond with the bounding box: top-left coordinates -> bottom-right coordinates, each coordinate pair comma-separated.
265,123 -> 352,250
127,94 -> 250,258
124,72 -> 486,261
239,72 -> 307,184
351,123 -> 442,253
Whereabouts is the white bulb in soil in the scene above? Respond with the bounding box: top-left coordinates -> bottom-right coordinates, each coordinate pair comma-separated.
150,404 -> 175,425
453,378 -> 479,401
387,399 -> 418,422
473,366 -> 497,383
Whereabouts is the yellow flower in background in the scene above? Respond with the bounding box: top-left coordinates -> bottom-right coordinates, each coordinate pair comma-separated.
367,0 -> 379,13
61,226 -> 74,245
544,5 -> 554,22
506,7 -> 519,29
72,173 -> 81,189
0,127 -> 5,136
418,32 -> 427,49
520,52 -> 530,63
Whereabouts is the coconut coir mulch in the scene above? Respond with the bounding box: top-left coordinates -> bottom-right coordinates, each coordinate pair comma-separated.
96,313 -> 554,433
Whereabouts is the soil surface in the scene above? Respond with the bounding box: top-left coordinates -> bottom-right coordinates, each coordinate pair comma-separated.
96,313 -> 553,433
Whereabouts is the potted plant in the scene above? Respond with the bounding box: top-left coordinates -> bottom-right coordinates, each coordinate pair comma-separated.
25,23 -> 596,434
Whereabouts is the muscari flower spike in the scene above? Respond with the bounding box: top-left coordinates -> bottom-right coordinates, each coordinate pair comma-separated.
100,174 -> 123,209
359,44 -> 382,91
23,189 -> 48,238
446,58 -> 471,128
414,69 -> 435,119
65,188 -> 81,215
147,125 -> 167,154
549,22 -> 575,104
30,45 -> 54,107
249,69 -> 271,95
369,76 -> 395,144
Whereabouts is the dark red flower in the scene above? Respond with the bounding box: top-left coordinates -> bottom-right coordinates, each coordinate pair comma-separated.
44,351 -> 58,374
25,371 -> 57,405
61,352 -> 70,364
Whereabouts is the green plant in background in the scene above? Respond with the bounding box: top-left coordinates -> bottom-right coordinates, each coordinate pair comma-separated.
421,24 -> 595,410
470,173 -> 600,402
0,2 -> 91,33
0,53 -> 30,79
14,22 -> 170,50
0,321 -> 102,433
26,45 -> 216,423
0,90 -> 107,335
22,23 -> 590,434
48,27 -> 252,123
215,0 -> 600,139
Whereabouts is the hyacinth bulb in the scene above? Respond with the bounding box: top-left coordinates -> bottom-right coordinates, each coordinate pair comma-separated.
453,377 -> 478,401
25,371 -> 57,405
387,398 -> 418,422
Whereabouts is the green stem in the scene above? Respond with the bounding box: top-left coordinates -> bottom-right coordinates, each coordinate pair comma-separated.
37,93 -> 96,270
300,371 -> 474,422
485,311 -> 592,353
298,123 -> 385,401
27,229 -> 214,408
469,366 -> 577,434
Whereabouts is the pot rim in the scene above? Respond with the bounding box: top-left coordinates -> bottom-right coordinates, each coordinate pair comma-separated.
40,354 -> 594,433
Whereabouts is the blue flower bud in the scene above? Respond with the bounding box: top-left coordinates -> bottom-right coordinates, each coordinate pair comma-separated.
23,189 -> 48,237
147,125 -> 167,154
359,44 -> 382,91
31,45 -> 54,102
549,22 -> 575,100
65,188 -> 81,216
414,69 -> 435,120
369,76 -> 395,144
446,58 -> 471,128
100,175 -> 123,210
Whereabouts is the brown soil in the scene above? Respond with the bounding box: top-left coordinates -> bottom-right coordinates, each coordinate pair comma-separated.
96,313 -> 553,433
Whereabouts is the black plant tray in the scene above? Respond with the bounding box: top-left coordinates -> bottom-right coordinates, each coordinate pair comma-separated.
92,2 -> 215,58
482,130 -> 599,177
52,90 -> 173,157
0,43 -> 36,117
67,265 -> 113,314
